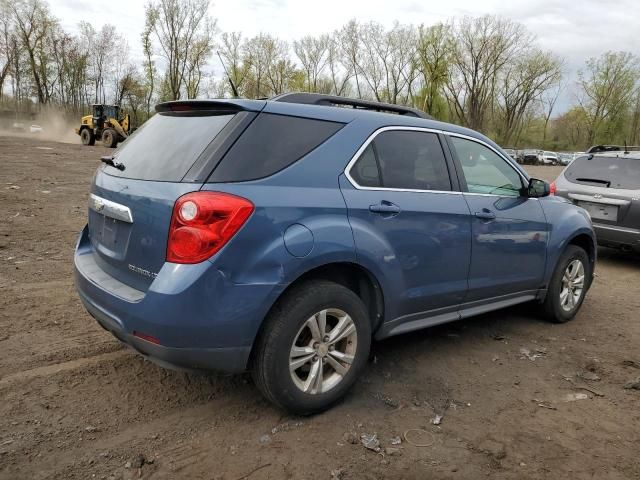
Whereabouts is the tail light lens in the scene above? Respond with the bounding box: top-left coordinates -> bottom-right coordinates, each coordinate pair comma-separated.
549,181 -> 556,195
167,192 -> 254,264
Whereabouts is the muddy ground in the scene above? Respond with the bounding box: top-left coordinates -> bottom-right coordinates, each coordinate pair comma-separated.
0,134 -> 639,480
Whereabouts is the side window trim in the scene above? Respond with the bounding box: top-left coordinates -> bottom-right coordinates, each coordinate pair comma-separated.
345,126 -> 460,194
445,132 -> 529,193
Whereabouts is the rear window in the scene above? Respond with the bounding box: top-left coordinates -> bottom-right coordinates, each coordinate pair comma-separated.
108,112 -> 234,181
564,155 -> 640,189
209,113 -> 344,182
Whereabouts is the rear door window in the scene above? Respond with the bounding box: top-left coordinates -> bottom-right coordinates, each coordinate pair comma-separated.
209,113 -> 344,182
109,112 -> 234,181
349,130 -> 452,191
564,155 -> 640,189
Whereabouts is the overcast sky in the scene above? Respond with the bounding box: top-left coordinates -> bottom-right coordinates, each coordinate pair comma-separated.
51,0 -> 640,110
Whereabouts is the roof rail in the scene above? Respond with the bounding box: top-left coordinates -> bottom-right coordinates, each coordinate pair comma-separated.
270,92 -> 432,120
586,145 -> 640,154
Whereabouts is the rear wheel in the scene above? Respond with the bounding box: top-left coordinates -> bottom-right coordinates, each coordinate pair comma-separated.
251,280 -> 371,415
80,128 -> 95,146
542,245 -> 590,323
102,128 -> 118,148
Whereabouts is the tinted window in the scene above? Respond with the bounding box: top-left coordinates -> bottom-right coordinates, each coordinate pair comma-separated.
108,113 -> 234,181
349,144 -> 381,187
350,130 -> 451,191
210,113 -> 344,182
564,155 -> 640,189
451,137 -> 523,196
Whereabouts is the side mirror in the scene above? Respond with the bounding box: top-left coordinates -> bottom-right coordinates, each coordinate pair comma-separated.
527,178 -> 550,198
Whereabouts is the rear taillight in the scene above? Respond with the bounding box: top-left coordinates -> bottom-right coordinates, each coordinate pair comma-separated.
549,181 -> 556,195
166,192 -> 254,264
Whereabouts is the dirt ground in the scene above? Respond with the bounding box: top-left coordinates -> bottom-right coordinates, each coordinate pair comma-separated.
1,135 -> 639,480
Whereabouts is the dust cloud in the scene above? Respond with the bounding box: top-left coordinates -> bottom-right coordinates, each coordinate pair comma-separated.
0,109 -> 81,144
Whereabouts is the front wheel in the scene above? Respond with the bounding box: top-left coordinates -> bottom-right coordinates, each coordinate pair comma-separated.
542,245 -> 591,323
102,128 -> 118,148
80,128 -> 95,146
251,280 -> 371,415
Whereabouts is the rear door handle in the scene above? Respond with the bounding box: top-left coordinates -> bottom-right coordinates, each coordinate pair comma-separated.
369,201 -> 401,215
474,210 -> 496,220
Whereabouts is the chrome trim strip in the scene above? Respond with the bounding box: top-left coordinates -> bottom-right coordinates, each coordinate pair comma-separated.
89,193 -> 133,223
343,125 -> 529,195
568,193 -> 630,206
343,126 -> 462,194
593,223 -> 640,234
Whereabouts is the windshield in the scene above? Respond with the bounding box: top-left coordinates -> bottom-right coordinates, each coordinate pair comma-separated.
107,112 -> 234,181
564,155 -> 640,190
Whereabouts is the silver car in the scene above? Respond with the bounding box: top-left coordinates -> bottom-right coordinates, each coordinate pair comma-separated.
552,150 -> 640,252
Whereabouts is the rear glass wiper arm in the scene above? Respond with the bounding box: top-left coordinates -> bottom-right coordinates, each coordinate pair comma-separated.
100,155 -> 125,171
576,177 -> 610,187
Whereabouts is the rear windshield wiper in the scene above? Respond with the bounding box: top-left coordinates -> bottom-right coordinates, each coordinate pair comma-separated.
576,177 -> 610,187
100,155 -> 125,171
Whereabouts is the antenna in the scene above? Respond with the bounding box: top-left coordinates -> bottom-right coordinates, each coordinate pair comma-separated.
216,51 -> 240,99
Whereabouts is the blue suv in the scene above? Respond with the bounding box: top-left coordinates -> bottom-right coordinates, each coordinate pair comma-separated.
74,93 -> 596,414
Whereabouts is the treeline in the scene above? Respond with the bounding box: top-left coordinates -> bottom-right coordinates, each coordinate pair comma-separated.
1,0 -> 639,150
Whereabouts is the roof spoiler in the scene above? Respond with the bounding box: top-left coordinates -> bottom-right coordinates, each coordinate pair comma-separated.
155,99 -> 262,114
270,92 -> 433,119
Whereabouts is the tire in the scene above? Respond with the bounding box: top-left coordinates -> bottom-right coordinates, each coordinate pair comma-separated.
251,280 -> 371,415
542,245 -> 591,323
102,128 -> 118,148
80,128 -> 95,146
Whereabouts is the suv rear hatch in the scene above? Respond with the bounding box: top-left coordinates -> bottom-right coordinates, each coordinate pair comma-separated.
562,154 -> 640,228
86,100 -> 264,291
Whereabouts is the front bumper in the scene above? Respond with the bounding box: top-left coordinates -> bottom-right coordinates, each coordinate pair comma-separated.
74,226 -> 282,373
593,223 -> 640,251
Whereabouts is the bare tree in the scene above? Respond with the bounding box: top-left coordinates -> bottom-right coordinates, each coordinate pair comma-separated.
445,15 -> 528,132
293,34 -> 329,92
145,0 -> 215,100
495,50 -> 563,146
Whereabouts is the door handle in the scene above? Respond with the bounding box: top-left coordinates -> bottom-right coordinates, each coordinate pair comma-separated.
474,209 -> 496,220
369,201 -> 401,215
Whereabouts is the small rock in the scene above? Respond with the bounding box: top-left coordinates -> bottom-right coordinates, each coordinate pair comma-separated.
578,371 -> 601,382
130,453 -> 146,469
124,461 -> 132,469
385,447 -> 402,456
563,392 -> 589,402
84,425 -> 98,433
432,414 -> 443,425
343,432 -> 359,445
8,185 -> 20,190
330,468 -> 344,479
259,434 -> 271,444
624,376 -> 640,390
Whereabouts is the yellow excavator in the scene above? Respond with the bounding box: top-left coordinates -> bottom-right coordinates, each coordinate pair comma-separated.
76,104 -> 131,148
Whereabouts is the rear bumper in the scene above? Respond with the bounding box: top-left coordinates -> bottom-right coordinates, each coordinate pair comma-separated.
78,289 -> 251,372
593,223 -> 640,251
74,226 -> 283,373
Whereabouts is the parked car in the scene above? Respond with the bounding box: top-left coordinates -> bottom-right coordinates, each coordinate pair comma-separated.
552,150 -> 640,252
558,153 -> 574,166
521,149 -> 542,165
541,151 -> 559,165
503,148 -> 519,162
30,124 -> 43,134
74,93 -> 596,414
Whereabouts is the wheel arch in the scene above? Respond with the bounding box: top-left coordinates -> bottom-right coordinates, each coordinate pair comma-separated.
248,261 -> 385,367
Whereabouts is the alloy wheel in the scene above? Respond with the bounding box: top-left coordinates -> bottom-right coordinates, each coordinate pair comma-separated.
289,308 -> 358,395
